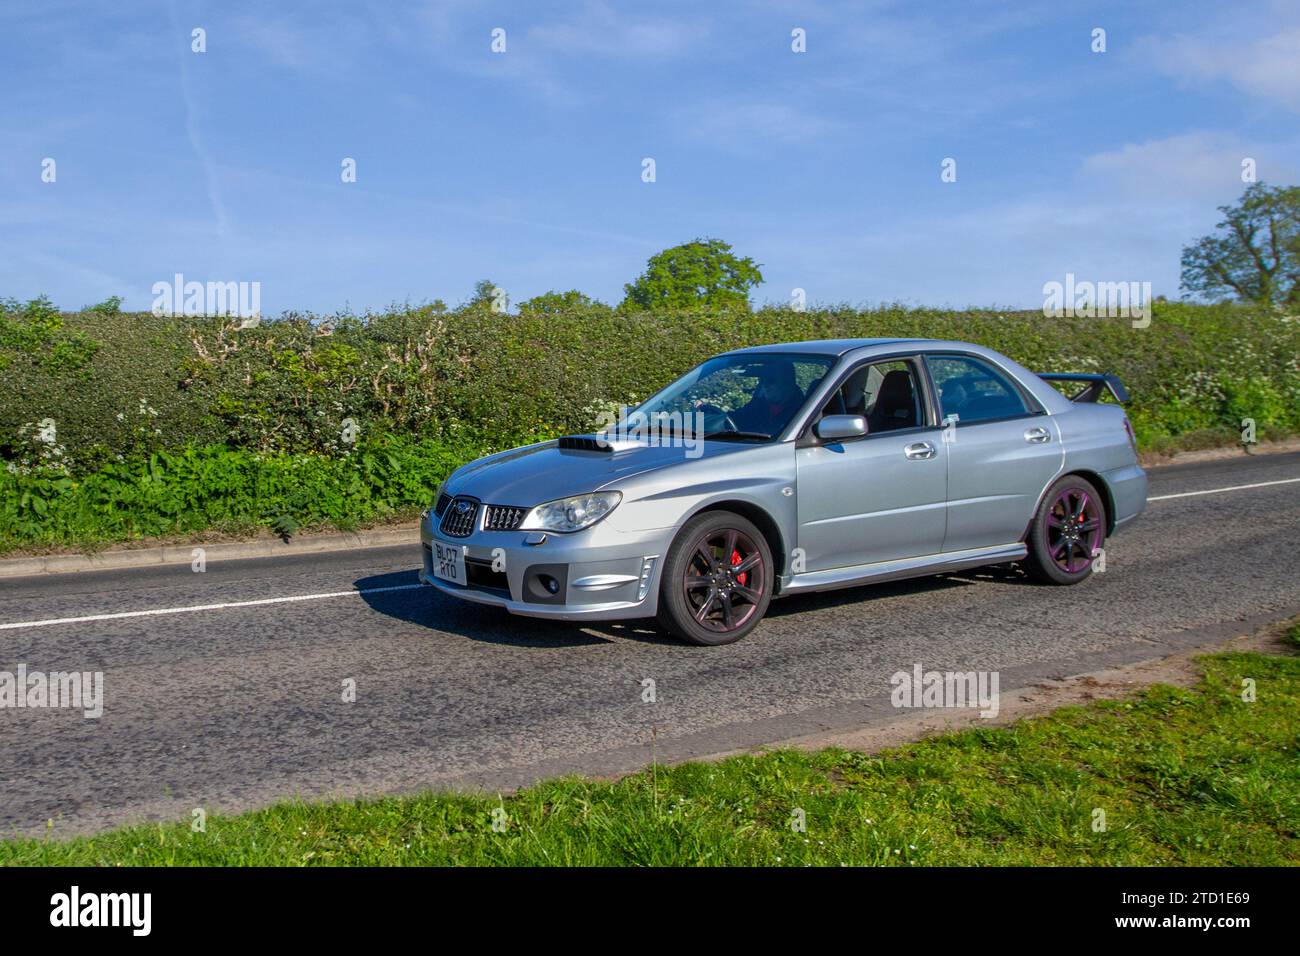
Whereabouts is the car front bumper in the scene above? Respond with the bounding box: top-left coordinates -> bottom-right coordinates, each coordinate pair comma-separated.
418,514 -> 672,621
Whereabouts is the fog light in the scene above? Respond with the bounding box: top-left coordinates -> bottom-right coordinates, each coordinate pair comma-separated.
637,556 -> 657,601
540,574 -> 559,594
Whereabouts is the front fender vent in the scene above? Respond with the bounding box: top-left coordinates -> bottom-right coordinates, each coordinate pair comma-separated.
484,504 -> 527,531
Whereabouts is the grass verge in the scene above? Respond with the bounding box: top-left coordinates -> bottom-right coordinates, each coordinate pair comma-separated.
4,643 -> 1297,866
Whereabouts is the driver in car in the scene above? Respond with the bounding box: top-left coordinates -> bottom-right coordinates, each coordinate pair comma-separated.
730,362 -> 804,435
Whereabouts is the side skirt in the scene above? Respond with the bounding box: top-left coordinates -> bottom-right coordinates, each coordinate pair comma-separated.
776,543 -> 1028,597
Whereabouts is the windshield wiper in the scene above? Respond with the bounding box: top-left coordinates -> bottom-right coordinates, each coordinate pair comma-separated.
702,430 -> 773,442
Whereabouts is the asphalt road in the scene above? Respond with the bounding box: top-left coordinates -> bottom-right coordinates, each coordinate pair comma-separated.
3,451 -> 1299,838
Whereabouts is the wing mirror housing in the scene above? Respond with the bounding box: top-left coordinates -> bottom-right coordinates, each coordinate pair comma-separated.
815,414 -> 868,441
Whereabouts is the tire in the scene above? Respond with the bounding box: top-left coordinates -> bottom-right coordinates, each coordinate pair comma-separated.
656,511 -> 774,646
1024,474 -> 1108,584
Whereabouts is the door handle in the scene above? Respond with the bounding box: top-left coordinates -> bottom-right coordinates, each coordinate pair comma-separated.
1024,426 -> 1051,444
904,441 -> 936,460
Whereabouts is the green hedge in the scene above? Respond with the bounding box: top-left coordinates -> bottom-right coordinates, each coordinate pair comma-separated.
4,298 -> 1298,465
2,297 -> 1298,550
0,436 -> 471,550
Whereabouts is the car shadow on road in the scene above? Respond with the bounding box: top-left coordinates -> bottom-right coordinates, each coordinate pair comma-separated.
941,562 -> 1039,587
764,571 -> 967,618
356,562 -> 1037,648
353,569 -> 681,648
764,562 -> 1034,617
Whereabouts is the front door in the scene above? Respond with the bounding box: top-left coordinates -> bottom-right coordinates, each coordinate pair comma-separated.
795,358 -> 948,573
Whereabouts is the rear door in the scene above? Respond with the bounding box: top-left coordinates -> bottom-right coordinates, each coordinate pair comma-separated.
794,357 -> 948,572
923,353 -> 1063,552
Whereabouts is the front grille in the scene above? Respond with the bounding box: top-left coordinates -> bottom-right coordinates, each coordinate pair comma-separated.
434,493 -> 452,517
439,497 -> 479,537
483,504 -> 527,531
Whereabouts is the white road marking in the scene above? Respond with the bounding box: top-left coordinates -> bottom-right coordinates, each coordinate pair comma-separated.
1148,476 -> 1300,502
0,584 -> 424,631
2,475 -> 1297,632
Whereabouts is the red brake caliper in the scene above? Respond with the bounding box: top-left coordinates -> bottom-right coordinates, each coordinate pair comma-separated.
731,549 -> 746,586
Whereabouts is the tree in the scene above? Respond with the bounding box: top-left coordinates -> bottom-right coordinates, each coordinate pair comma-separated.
517,290 -> 607,317
1180,183 -> 1300,309
469,279 -> 500,305
622,238 -> 763,312
84,295 -> 122,316
466,278 -> 508,314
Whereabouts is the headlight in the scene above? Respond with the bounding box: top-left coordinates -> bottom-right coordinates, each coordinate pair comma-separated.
519,491 -> 622,533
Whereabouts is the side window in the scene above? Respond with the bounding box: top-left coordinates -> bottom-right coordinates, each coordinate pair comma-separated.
927,355 -> 1032,424
819,360 -> 923,433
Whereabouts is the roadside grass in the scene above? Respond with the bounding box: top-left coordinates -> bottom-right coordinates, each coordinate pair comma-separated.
4,649 -> 1297,866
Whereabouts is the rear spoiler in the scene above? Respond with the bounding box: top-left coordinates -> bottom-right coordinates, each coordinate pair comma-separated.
1036,373 -> 1130,405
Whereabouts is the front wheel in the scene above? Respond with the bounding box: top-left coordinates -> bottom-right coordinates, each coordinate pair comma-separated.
1024,475 -> 1107,584
657,511 -> 773,646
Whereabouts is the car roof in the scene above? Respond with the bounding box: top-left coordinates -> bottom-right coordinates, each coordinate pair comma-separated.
722,337 -> 932,358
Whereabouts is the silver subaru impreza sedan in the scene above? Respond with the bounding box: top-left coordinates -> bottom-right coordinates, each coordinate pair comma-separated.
419,338 -> 1146,645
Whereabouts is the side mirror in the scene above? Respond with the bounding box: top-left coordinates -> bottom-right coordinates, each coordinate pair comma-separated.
815,414 -> 868,441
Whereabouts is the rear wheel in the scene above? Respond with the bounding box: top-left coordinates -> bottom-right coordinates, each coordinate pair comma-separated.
1025,475 -> 1107,584
657,511 -> 773,646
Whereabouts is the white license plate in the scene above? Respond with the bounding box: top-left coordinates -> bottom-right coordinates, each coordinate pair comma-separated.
432,542 -> 466,585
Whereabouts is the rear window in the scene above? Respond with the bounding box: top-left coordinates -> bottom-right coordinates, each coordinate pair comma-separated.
928,355 -> 1032,424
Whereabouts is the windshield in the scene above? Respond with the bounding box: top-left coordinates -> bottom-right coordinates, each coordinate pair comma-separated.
626,352 -> 835,441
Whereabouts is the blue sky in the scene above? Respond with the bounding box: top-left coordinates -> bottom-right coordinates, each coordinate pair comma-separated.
2,0 -> 1297,314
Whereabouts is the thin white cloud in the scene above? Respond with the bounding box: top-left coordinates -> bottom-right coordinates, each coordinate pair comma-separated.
169,1 -> 229,240
227,16 -> 331,69
16,252 -> 132,305
1081,131 -> 1296,201
750,191 -> 1195,310
1146,24 -> 1300,112
675,99 -> 842,147
527,1 -> 708,57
